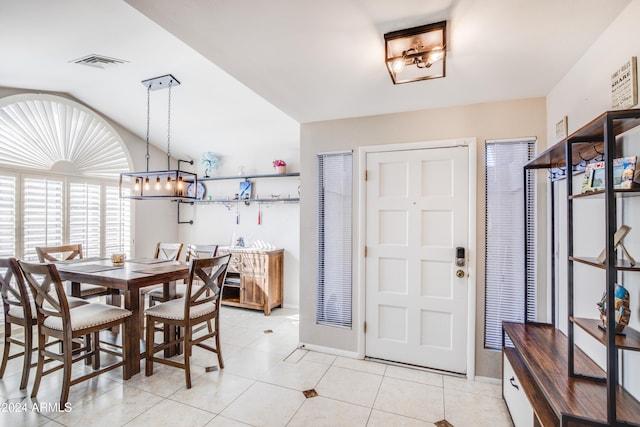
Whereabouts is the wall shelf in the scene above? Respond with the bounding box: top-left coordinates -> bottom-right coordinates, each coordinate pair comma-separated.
177,172 -> 299,224
197,172 -> 300,181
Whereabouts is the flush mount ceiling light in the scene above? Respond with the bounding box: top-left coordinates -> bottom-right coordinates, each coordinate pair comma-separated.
120,74 -> 197,201
384,21 -> 447,84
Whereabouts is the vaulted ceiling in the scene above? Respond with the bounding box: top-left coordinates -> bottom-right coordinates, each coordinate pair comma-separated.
0,0 -> 631,163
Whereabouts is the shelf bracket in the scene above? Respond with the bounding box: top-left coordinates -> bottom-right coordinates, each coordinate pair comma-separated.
177,200 -> 194,225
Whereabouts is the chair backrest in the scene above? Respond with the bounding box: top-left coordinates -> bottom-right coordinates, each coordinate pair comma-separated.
17,261 -> 71,327
154,242 -> 183,261
184,255 -> 231,320
185,244 -> 218,262
36,244 -> 83,263
0,258 -> 33,322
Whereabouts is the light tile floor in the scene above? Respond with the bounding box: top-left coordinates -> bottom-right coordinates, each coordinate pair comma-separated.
0,307 -> 513,427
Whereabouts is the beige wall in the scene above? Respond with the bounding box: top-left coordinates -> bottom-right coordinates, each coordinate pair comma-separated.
0,86 -> 179,259
299,97 -> 547,378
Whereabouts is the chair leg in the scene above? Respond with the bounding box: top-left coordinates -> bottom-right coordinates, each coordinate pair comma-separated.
0,320 -> 11,378
60,332 -> 73,407
19,324 -> 34,389
92,331 -> 100,370
184,325 -> 192,389
122,316 -> 131,380
215,317 -> 224,369
145,317 -> 155,377
84,333 -> 92,366
31,328 -> 46,398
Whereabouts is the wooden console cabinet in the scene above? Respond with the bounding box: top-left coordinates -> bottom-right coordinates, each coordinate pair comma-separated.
217,247 -> 283,315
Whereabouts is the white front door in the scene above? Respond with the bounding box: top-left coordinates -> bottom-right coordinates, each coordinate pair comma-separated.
365,145 -> 470,373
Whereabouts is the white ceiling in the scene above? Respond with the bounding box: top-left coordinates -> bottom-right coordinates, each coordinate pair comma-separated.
0,0 -> 631,163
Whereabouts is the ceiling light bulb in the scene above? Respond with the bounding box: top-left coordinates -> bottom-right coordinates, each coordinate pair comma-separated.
144,177 -> 150,191
177,176 -> 184,190
166,176 -> 172,190
391,57 -> 406,74
429,47 -> 445,63
134,178 -> 140,191
155,176 -> 161,190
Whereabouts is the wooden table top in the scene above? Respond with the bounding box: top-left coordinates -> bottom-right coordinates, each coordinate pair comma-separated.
55,257 -> 189,291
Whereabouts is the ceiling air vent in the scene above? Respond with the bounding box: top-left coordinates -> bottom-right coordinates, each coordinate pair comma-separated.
70,54 -> 129,69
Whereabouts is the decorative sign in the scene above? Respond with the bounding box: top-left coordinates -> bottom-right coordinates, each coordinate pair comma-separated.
611,57 -> 638,110
555,116 -> 568,142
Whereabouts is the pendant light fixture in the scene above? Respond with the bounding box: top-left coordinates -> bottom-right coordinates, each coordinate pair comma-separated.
120,74 -> 197,200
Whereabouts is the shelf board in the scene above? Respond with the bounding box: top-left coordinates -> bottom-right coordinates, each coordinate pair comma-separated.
525,108 -> 640,170
569,256 -> 640,271
197,172 -> 299,181
571,317 -> 640,351
569,188 -> 640,199
183,197 -> 299,204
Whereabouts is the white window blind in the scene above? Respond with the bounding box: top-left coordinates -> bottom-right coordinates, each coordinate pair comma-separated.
316,152 -> 353,328
0,175 -> 16,258
484,139 -> 536,349
105,185 -> 131,256
23,177 -> 64,261
69,182 -> 101,257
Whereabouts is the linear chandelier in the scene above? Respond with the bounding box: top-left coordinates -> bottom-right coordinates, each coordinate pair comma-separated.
384,21 -> 447,84
120,74 -> 197,200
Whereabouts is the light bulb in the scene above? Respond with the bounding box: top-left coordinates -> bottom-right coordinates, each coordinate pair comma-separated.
177,176 -> 184,190
134,178 -> 140,191
155,176 -> 161,190
428,47 -> 444,63
166,176 -> 172,190
391,57 -> 405,74
144,177 -> 150,191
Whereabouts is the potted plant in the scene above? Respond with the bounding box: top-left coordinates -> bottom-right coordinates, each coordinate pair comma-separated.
272,159 -> 287,174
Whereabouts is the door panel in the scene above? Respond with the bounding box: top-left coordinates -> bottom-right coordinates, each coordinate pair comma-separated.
365,146 -> 469,373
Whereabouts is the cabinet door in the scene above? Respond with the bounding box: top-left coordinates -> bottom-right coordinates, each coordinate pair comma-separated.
503,352 -> 534,427
241,275 -> 265,306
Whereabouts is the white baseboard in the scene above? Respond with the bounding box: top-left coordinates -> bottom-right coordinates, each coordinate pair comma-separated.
297,342 -> 360,359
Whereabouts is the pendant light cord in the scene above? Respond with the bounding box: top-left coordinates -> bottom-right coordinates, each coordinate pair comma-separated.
167,79 -> 172,170
145,84 -> 151,172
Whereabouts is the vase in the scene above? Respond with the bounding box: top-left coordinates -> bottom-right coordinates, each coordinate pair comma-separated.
275,165 -> 286,174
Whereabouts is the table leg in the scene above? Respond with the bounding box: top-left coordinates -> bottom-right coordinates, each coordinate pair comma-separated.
123,289 -> 141,379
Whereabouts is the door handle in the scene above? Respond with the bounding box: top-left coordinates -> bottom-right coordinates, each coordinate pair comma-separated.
509,376 -> 519,390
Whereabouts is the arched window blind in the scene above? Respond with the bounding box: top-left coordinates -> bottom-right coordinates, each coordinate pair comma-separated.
0,94 -> 132,261
484,138 -> 536,349
317,152 -> 353,328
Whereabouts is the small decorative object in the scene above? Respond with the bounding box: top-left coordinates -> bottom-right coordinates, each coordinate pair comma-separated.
239,181 -> 252,199
613,156 -> 640,189
111,253 -> 126,266
235,237 -> 245,247
596,224 -> 636,266
597,283 -> 631,334
201,152 -> 221,177
272,159 -> 287,174
186,181 -> 206,200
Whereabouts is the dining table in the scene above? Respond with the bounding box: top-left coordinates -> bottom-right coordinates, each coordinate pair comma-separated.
55,257 -> 190,379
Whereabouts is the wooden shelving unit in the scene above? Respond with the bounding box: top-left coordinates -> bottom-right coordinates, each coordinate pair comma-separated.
506,108 -> 640,427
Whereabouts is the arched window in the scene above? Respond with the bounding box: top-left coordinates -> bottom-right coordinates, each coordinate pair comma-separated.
0,94 -> 132,260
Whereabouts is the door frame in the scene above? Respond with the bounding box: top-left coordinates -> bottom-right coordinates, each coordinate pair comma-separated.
357,138 -> 478,379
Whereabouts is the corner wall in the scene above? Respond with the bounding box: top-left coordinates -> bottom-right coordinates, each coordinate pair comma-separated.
300,97 -> 547,378
546,1 -> 640,400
